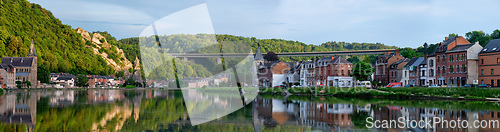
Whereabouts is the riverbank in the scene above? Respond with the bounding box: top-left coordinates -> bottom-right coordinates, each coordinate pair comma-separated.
259,87 -> 500,101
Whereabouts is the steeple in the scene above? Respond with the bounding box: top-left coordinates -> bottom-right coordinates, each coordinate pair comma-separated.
28,40 -> 37,57
254,43 -> 264,60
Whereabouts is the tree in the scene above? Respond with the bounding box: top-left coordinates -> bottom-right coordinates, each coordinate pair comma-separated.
15,81 -> 22,89
491,29 -> 500,39
23,81 -> 31,89
76,76 -> 89,87
350,62 -> 374,81
116,71 -> 125,78
448,33 -> 459,38
38,64 -> 50,83
264,52 -> 279,61
465,31 -> 491,47
346,56 -> 360,64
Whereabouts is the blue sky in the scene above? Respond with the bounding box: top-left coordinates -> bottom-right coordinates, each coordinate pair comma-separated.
30,0 -> 500,48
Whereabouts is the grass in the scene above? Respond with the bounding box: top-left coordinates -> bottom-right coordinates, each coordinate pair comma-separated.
123,85 -> 136,88
378,87 -> 500,99
260,86 -> 500,100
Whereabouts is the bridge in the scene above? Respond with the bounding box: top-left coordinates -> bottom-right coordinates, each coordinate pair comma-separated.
169,49 -> 397,58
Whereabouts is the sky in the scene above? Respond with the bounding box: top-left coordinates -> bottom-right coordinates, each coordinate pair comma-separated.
29,0 -> 500,48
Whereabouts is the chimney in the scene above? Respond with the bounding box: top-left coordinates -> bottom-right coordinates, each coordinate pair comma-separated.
424,54 -> 428,58
475,41 -> 479,45
395,49 -> 400,56
445,37 -> 448,40
331,56 -> 335,60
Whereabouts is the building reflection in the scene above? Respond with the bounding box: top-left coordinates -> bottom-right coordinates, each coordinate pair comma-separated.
252,97 -> 500,132
0,93 -> 37,132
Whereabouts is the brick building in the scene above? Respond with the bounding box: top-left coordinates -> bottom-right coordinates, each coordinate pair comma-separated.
388,58 -> 409,83
434,36 -> 482,86
258,61 -> 291,87
374,50 -> 404,84
478,39 -> 500,86
305,55 -> 353,87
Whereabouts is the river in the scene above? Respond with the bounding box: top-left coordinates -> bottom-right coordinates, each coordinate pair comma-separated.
0,89 -> 499,132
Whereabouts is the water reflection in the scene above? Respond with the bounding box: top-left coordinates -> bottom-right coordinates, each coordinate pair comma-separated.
0,90 -> 498,132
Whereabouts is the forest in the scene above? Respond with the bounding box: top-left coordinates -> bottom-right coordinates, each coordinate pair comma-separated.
0,0 -> 117,79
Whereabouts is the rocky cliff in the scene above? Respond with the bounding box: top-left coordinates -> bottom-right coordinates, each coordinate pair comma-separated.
76,27 -> 133,72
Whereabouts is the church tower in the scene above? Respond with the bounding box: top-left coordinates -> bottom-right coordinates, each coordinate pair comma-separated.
28,40 -> 37,88
253,43 -> 264,85
28,40 -> 37,57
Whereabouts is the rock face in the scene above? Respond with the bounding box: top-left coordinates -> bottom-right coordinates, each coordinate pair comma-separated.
76,27 -> 91,41
76,27 -> 133,73
132,57 -> 143,82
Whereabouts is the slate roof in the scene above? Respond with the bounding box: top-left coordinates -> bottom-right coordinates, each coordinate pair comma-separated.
480,39 -> 500,53
435,37 -> 458,52
419,58 -> 427,65
254,47 -> 264,60
390,58 -> 409,69
446,43 -> 473,53
404,57 -> 424,67
330,56 -> 351,64
1,57 -> 34,67
261,61 -> 281,68
57,77 -> 74,81
428,52 -> 436,57
16,72 -> 30,77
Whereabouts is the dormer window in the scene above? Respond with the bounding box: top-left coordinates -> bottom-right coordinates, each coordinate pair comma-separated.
493,47 -> 497,51
483,48 -> 488,52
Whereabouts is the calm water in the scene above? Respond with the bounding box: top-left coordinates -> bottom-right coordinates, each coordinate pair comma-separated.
0,89 -> 499,132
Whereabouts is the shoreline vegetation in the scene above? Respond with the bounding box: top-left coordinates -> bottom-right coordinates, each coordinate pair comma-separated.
259,87 -> 500,101
4,86 -> 500,102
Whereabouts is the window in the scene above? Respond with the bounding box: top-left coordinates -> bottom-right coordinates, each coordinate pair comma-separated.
481,69 -> 484,75
462,65 -> 466,72
437,67 -> 440,75
481,80 -> 484,84
492,69 -> 495,75
449,55 -> 453,62
437,56 -> 440,62
498,58 -> 500,64
442,66 -> 446,74
450,65 -> 453,73
481,59 -> 484,64
429,60 -> 434,67
442,55 -> 446,62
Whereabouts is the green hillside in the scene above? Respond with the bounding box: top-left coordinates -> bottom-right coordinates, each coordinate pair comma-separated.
0,0 -> 116,77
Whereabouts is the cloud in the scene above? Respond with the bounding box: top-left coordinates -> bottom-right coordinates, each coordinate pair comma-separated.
29,0 -> 500,48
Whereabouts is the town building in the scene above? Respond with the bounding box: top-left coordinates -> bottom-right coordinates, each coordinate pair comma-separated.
388,58 -> 409,83
304,55 -> 353,87
402,57 -> 424,86
0,64 -> 15,88
0,41 -> 37,88
258,61 -> 291,87
478,39 -> 500,86
417,56 -> 428,86
434,36 -> 482,86
374,50 -> 404,84
427,53 -> 437,85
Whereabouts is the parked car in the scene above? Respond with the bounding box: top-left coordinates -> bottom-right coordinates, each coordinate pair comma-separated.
478,84 -> 491,88
273,85 -> 284,88
462,84 -> 474,87
386,82 -> 402,88
392,85 -> 402,88
355,81 -> 372,89
404,84 -> 414,87
428,84 -> 440,87
291,85 -> 304,88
